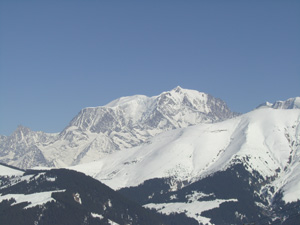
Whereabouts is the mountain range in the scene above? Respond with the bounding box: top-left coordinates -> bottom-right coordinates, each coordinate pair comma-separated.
0,86 -> 237,169
0,87 -> 299,224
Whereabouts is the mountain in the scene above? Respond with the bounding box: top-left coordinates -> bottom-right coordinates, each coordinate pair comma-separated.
1,90 -> 300,224
0,126 -> 57,169
72,107 -> 300,224
0,87 -> 237,169
72,108 -> 300,191
256,97 -> 300,109
0,163 -> 197,225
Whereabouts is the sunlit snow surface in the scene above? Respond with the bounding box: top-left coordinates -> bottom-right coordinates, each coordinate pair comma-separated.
0,190 -> 65,209
72,108 -> 300,203
0,165 -> 24,176
145,198 -> 238,225
0,165 -> 64,209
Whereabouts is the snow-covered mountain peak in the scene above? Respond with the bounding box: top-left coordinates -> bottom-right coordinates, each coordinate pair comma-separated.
105,94 -> 151,108
152,87 -> 236,124
0,127 -> 57,169
257,97 -> 300,110
161,86 -> 207,100
104,86 -> 208,111
10,125 -> 31,141
170,86 -> 205,96
173,85 -> 183,92
66,87 -> 236,133
8,125 -> 56,145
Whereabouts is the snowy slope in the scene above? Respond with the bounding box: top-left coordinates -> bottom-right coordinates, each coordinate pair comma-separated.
72,108 -> 300,203
0,164 -> 24,176
0,190 -> 65,209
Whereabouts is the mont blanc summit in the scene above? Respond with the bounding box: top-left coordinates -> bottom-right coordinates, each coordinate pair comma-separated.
0,87 -> 236,169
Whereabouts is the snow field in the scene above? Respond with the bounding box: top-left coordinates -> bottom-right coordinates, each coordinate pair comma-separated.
0,165 -> 24,176
0,190 -> 65,209
71,108 -> 300,203
144,198 -> 238,225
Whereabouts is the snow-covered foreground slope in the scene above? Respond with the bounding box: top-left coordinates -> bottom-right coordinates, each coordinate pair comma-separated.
72,108 -> 300,202
71,108 -> 300,224
0,190 -> 65,209
0,164 -> 24,176
1,168 -> 188,225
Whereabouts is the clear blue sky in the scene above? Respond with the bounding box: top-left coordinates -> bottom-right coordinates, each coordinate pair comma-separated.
0,0 -> 299,135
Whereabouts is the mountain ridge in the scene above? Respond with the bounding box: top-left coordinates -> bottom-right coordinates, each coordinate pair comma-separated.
72,108 -> 300,198
0,86 -> 237,169
256,97 -> 300,110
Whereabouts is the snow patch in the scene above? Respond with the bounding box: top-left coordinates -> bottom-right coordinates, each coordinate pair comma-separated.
186,191 -> 214,202
145,198 -> 238,225
0,165 -> 24,176
0,190 -> 65,209
91,212 -> 104,220
108,219 -> 120,225
46,177 -> 56,182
